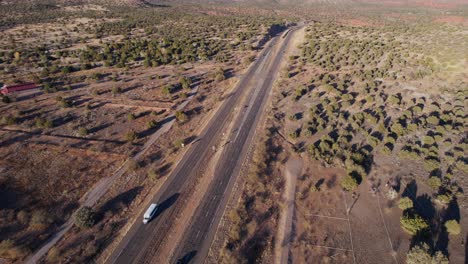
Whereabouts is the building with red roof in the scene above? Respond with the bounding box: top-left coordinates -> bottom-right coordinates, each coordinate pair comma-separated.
1,83 -> 39,95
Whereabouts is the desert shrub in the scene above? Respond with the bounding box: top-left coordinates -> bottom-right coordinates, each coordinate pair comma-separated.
179,76 -> 192,90
406,243 -> 448,264
175,111 -> 188,122
424,158 -> 440,172
56,97 -> 71,108
78,127 -> 88,136
295,86 -> 307,98
34,117 -> 45,128
0,240 -> 27,260
74,206 -> 95,229
16,210 -> 29,225
128,160 -> 140,172
43,119 -> 53,128
340,175 -> 358,191
147,120 -> 158,129
426,115 -> 439,126
381,143 -> 393,154
388,94 -> 401,105
455,160 -> 468,173
173,139 -> 185,149
390,122 -> 405,136
289,130 -> 299,139
400,213 -> 428,235
386,188 -> 398,200
0,115 -> 17,125
214,68 -> 225,82
112,87 -> 121,95
426,176 -> 442,190
147,168 -> 158,182
84,242 -> 98,258
124,130 -> 138,142
398,197 -> 413,210
127,113 -> 136,121
367,136 -> 380,148
2,96 -> 11,103
444,220 -> 461,235
407,123 -> 418,132
30,209 -> 54,230
436,194 -> 451,205
422,136 -> 435,146
162,84 -> 174,95
46,247 -> 61,262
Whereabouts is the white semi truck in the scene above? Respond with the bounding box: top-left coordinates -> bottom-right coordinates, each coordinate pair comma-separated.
143,203 -> 158,224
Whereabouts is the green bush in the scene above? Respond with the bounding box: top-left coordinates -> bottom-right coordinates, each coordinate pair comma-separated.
400,213 -> 428,235
406,243 -> 448,264
74,206 -> 95,229
426,115 -> 439,126
422,136 -> 435,146
147,168 -> 158,182
0,239 -> 27,260
112,87 -> 122,95
147,120 -> 158,129
340,175 -> 358,191
175,111 -> 188,122
444,220 -> 461,235
78,127 -> 88,136
127,113 -> 136,121
398,197 -> 413,210
390,122 -> 405,136
436,194 -> 451,205
30,209 -> 54,230
0,115 -> 17,125
424,158 -> 440,172
124,130 -> 138,142
426,176 -> 442,190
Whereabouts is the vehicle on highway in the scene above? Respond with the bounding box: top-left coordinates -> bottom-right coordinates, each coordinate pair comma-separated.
143,203 -> 158,224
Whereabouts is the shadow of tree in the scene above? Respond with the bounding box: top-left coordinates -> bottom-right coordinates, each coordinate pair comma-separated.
96,186 -> 143,222
176,250 -> 197,264
155,193 -> 180,218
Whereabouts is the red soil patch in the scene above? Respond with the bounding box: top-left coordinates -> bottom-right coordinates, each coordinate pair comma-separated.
356,0 -> 462,9
434,16 -> 468,26
415,1 -> 460,9
340,19 -> 374,27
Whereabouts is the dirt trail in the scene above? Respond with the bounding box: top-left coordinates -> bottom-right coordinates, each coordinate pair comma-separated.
275,157 -> 302,264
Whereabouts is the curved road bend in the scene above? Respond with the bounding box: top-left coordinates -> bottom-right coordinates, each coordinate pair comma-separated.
109,26 -> 299,264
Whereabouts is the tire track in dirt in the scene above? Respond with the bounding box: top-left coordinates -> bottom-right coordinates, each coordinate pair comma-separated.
275,157 -> 302,264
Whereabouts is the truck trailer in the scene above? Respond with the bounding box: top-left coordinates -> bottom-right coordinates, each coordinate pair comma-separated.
143,203 -> 158,224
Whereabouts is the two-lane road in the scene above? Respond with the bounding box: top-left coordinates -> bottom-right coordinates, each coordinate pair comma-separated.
108,26 -> 298,264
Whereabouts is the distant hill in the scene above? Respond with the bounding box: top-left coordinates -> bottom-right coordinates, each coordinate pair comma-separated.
141,0 -> 467,7
3,0 -> 465,9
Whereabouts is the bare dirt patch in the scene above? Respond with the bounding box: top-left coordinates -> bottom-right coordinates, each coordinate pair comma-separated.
274,157 -> 302,264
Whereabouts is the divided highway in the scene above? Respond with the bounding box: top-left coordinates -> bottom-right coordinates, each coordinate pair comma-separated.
108,26 -> 299,264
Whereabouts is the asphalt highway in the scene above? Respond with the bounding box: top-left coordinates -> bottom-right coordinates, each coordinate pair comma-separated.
108,26 -> 298,264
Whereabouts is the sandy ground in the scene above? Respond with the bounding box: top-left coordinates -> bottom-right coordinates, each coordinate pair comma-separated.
25,85 -> 201,264
275,157 -> 302,264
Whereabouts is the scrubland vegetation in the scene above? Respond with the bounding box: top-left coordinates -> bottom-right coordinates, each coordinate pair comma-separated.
0,1 -> 289,262
269,17 -> 467,263
220,5 -> 468,263
1,0 -> 467,263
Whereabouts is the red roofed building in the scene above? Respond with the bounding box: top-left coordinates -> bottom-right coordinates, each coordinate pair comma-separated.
1,83 -> 39,95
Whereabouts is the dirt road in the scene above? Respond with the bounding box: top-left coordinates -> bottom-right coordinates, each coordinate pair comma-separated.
275,158 -> 302,264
